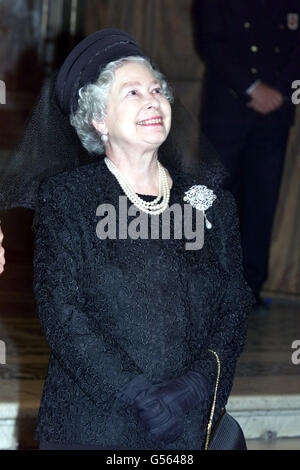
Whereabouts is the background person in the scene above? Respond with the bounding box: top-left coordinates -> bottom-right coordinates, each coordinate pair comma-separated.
192,0 -> 300,312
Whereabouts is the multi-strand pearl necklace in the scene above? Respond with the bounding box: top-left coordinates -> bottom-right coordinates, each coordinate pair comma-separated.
104,157 -> 170,215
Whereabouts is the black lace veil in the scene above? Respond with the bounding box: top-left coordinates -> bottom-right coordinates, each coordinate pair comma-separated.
0,75 -> 83,210
0,29 -> 228,211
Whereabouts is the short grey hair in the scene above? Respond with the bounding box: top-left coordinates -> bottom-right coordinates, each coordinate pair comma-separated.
70,56 -> 174,155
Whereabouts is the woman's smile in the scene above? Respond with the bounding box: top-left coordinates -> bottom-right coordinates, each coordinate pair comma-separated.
136,116 -> 164,126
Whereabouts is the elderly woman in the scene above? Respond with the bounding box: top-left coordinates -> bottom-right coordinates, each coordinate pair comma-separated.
24,29 -> 255,450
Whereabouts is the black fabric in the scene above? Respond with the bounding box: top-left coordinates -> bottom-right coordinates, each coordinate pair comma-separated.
203,121 -> 290,298
133,392 -> 184,445
55,29 -> 145,115
192,0 -> 300,125
0,76 -> 86,211
129,371 -> 211,444
115,374 -> 153,406
208,412 -> 247,450
39,441 -> 123,450
32,158 -> 255,450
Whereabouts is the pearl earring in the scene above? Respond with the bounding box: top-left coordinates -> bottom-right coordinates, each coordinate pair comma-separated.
101,133 -> 108,144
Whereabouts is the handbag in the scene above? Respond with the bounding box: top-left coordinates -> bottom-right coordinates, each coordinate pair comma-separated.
204,350 -> 247,450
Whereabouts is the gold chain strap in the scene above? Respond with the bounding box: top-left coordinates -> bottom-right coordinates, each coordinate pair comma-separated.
204,349 -> 221,450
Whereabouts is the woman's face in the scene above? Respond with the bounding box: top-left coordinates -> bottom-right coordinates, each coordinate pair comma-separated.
100,62 -> 172,152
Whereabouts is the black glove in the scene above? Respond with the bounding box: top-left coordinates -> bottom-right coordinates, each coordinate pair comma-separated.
115,374 -> 183,444
116,371 -> 210,444
115,374 -> 152,406
133,382 -> 184,443
133,371 -> 211,443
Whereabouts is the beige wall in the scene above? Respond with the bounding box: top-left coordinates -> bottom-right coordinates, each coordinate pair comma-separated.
264,107 -> 300,298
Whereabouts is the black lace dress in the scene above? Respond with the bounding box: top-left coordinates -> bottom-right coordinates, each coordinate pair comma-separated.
33,157 -> 255,450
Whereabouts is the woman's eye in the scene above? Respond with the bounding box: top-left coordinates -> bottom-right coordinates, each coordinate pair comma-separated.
128,90 -> 137,96
153,88 -> 162,94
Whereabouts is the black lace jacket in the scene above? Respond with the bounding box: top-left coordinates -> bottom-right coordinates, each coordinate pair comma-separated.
33,157 -> 255,450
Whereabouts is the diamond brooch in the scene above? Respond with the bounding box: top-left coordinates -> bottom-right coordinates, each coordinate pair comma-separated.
183,185 -> 217,229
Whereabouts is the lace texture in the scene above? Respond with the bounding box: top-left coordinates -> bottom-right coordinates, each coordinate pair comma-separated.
33,158 -> 255,449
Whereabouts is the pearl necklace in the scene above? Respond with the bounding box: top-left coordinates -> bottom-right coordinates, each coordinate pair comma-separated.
104,157 -> 170,215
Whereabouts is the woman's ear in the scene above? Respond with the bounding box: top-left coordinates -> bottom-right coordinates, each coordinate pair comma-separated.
92,119 -> 107,135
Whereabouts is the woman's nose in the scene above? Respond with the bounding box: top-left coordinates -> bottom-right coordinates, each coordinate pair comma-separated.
144,93 -> 159,109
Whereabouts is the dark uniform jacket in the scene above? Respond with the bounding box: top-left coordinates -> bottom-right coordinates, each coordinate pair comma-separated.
192,0 -> 300,125
33,158 -> 254,449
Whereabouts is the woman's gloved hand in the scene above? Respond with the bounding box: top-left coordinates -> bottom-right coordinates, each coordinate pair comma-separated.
115,374 -> 184,444
133,383 -> 184,443
132,371 -> 211,443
